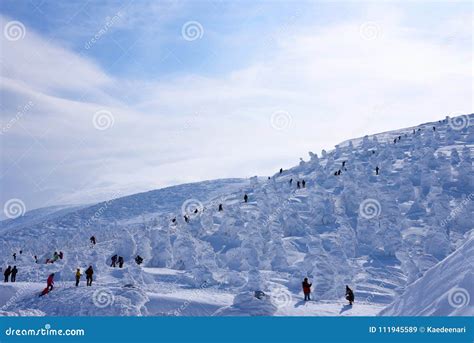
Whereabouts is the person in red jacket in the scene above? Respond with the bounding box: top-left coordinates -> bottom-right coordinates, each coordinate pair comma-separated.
47,273 -> 55,291
302,278 -> 312,301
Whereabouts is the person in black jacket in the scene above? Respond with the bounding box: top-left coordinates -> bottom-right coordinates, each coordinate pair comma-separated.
85,266 -> 94,286
302,278 -> 312,301
111,254 -> 118,267
11,266 -> 18,282
345,285 -> 354,305
4,266 -> 12,282
135,255 -> 144,265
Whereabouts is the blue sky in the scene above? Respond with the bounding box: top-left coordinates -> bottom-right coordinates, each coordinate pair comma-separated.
0,0 -> 472,213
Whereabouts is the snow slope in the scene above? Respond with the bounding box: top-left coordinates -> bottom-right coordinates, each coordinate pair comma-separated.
380,231 -> 474,316
1,114 -> 473,316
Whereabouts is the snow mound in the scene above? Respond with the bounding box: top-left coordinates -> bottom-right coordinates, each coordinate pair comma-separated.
213,291 -> 278,316
380,230 -> 474,316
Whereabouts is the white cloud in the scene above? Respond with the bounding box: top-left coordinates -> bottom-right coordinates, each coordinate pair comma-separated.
0,4 -> 472,211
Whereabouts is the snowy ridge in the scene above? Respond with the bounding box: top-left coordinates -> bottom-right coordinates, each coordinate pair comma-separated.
1,114 -> 473,316
380,231 -> 473,316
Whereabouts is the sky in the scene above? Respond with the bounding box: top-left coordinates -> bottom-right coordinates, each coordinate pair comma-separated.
0,0 -> 472,215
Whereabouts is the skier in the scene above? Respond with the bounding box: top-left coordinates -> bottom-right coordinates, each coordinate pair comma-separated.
53,252 -> 59,262
302,278 -> 312,301
19,250 -> 22,255
433,126 -> 436,131
342,161 -> 346,167
111,254 -> 118,267
11,266 -> 18,282
135,255 -> 144,265
85,266 -> 94,286
59,251 -> 64,260
218,204 -> 223,212
289,178 -> 293,185
34,255 -> 38,264
280,168 -> 283,174
244,194 -> 248,203
172,218 -> 176,223
90,236 -> 96,245
345,285 -> 354,306
375,166 -> 380,175
194,208 -> 199,214
118,256 -> 124,268
46,273 -> 55,291
75,268 -> 82,287
3,266 -> 11,282
12,253 -> 16,261
337,170 -> 341,176
297,181 -> 300,189
184,215 -> 189,223
302,180 -> 306,188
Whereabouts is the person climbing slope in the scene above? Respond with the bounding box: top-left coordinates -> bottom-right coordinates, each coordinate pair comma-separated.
118,256 -> 124,268
345,285 -> 355,306
75,268 -> 82,287
375,166 -> 380,175
3,266 -> 11,282
111,254 -> 118,267
218,204 -> 223,212
90,236 -> 96,245
85,266 -> 94,286
302,278 -> 312,301
244,194 -> 248,203
47,273 -> 55,291
135,255 -> 144,265
11,266 -> 18,282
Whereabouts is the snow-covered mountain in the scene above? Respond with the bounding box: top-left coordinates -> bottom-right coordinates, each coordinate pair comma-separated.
1,114 -> 473,317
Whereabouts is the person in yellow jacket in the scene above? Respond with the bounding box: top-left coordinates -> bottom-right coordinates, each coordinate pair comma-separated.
75,268 -> 82,287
